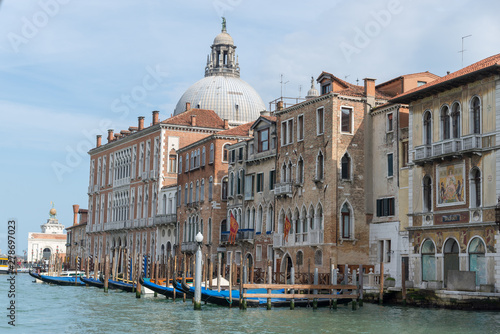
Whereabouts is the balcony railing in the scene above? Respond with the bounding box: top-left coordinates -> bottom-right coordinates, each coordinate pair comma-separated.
462,134 -> 482,150
414,145 -> 431,160
113,177 -> 130,188
309,230 -> 324,244
154,214 -> 177,225
103,221 -> 125,231
220,231 -> 230,243
274,183 -> 292,196
236,229 -> 254,241
149,169 -> 157,180
414,135 -> 483,163
181,242 -> 198,253
273,233 -> 283,247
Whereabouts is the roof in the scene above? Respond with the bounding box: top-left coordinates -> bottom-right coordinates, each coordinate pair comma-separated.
29,233 -> 67,240
317,71 -> 392,100
162,108 -> 226,129
216,121 -> 253,137
376,71 -> 440,89
391,53 -> 500,103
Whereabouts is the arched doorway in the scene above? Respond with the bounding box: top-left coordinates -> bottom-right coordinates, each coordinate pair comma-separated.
421,239 -> 436,282
282,253 -> 293,283
443,239 -> 459,286
42,248 -> 51,260
469,237 -> 486,285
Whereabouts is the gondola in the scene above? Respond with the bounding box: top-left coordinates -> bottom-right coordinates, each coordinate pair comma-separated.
81,276 -> 105,289
38,274 -> 86,286
29,270 -> 41,280
139,277 -> 183,299
105,278 -> 136,292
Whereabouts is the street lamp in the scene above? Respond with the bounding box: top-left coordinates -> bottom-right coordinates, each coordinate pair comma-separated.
194,232 -> 203,310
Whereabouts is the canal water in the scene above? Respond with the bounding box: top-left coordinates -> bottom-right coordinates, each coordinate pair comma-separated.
1,274 -> 499,333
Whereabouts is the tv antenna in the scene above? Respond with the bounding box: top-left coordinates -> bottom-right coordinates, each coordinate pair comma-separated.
459,35 -> 472,68
280,74 -> 289,98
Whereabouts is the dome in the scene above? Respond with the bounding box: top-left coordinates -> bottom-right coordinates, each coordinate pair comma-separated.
49,208 -> 57,216
306,76 -> 319,99
174,75 -> 266,124
213,32 -> 234,45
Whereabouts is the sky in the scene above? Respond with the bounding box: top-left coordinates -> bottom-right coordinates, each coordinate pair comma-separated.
1,0 -> 499,254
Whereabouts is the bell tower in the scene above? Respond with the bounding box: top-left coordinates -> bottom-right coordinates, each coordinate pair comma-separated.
205,17 -> 240,78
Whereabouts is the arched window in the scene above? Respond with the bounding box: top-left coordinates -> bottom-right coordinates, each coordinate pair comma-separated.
256,205 -> 263,234
209,176 -> 214,201
341,203 -> 351,238
178,156 -> 182,175
278,210 -> 285,234
189,183 -> 193,204
308,204 -> 315,231
195,180 -> 200,203
202,146 -> 206,166
222,176 -> 228,200
316,204 -> 323,231
185,153 -> 189,172
229,173 -> 234,197
245,208 -> 251,229
296,251 -> 303,266
287,161 -> 293,183
266,205 -> 274,233
177,186 -> 181,207
440,105 -> 450,140
470,168 -> 481,208
468,237 -> 486,285
421,239 -> 436,281
162,194 -> 167,214
184,184 -> 188,205
223,144 -> 230,162
471,96 -> 481,134
251,207 -> 255,230
297,156 -> 304,184
341,153 -> 350,180
301,206 -> 308,237
423,175 -> 432,211
294,208 -> 300,236
200,179 -> 205,202
281,163 -> 287,183
423,110 -> 432,145
451,103 -> 461,139
316,150 -> 324,180
209,143 -> 214,164
314,249 -> 323,266
208,218 -> 212,244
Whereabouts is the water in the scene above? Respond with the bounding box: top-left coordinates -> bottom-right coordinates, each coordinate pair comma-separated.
2,274 -> 500,334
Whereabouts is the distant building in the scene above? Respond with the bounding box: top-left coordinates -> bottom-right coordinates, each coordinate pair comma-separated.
27,206 -> 66,264
65,204 -> 88,270
392,53 -> 500,292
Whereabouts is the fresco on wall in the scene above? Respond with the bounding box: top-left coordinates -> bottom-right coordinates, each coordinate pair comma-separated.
437,163 -> 465,206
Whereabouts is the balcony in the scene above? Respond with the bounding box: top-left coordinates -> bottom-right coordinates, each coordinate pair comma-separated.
181,242 -> 198,253
309,230 -> 324,245
91,223 -> 102,232
414,135 -> 483,164
103,221 -> 125,231
414,145 -> 431,161
113,177 -> 130,188
273,233 -> 283,247
154,214 -> 177,226
236,229 -> 254,242
141,171 -> 149,181
125,220 -> 133,229
274,183 -> 292,197
149,169 -> 157,180
462,134 -> 482,151
93,184 -> 99,193
220,231 -> 230,243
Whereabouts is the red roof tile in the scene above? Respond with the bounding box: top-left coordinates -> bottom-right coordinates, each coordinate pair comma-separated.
217,122 -> 253,137
162,108 -> 225,129
391,53 -> 500,103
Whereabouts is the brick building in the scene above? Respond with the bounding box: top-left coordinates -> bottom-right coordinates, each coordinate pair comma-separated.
392,53 -> 500,292
65,204 -> 88,270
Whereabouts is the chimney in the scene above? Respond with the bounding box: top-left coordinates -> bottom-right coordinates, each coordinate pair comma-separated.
152,110 -> 159,125
72,204 -> 79,226
364,78 -> 376,97
138,116 -> 145,130
224,119 -> 229,129
185,102 -> 191,111
96,135 -> 102,148
191,115 -> 197,126
107,129 -> 114,143
277,100 -> 284,111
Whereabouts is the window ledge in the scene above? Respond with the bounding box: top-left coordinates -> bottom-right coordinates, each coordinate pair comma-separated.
339,237 -> 357,245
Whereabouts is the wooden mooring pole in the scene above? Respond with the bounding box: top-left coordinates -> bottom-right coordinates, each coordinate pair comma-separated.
136,254 -> 142,299
266,265 -> 272,310
331,264 -> 337,309
290,267 -> 295,310
228,252 -> 233,308
104,255 -> 109,293
217,252 -> 221,293
379,262 -> 384,304
313,268 -> 318,310
401,260 -> 407,305
352,268 -> 357,310
359,265 -> 364,307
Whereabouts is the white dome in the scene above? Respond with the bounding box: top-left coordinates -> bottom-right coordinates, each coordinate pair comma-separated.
174,76 -> 266,124
213,32 -> 234,45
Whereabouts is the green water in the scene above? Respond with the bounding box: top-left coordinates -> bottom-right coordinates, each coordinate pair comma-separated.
1,274 -> 499,333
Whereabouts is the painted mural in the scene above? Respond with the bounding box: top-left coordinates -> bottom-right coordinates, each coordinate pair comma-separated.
437,163 -> 465,206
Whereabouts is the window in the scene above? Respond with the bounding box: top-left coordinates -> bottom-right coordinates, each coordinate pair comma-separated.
423,111 -> 432,145
297,157 -> 304,184
317,107 -> 324,135
281,121 -> 287,146
470,168 -> 481,208
230,149 -> 235,163
256,245 -> 262,261
423,176 -> 432,212
229,173 -> 234,197
296,251 -> 303,266
314,249 -> 323,266
200,179 -> 205,202
221,176 -> 228,200
266,205 -> 274,233
401,141 -> 409,167
341,153 -> 350,180
417,81 -> 426,87
341,107 -> 352,133
287,119 -> 293,144
208,218 -> 212,244
267,245 -> 274,263
471,96 -> 481,134
209,177 -> 213,201
387,113 -> 393,132
195,181 -> 199,202
169,154 -> 177,173
421,240 -> 436,281
316,151 -> 324,180
256,206 -> 263,234
376,198 -> 395,217
387,153 -> 393,177
297,115 -> 304,141
237,170 -> 243,195
223,144 -> 230,162
209,143 -> 214,164
189,183 -> 193,204
184,184 -> 188,205
178,156 -> 182,175
269,170 -> 275,190
341,203 -> 351,239
451,103 -> 461,139
258,128 -> 269,152
185,153 -> 189,172
238,147 -> 243,161
201,147 -> 206,166
256,173 -> 264,192
321,84 -> 331,95
441,105 -> 450,140
468,237 -> 486,285
244,175 -> 254,200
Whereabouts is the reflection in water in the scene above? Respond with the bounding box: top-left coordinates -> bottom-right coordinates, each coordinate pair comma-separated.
6,275 -> 500,334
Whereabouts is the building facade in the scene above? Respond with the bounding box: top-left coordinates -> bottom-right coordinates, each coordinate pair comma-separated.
392,54 -> 500,292
65,204 -> 88,270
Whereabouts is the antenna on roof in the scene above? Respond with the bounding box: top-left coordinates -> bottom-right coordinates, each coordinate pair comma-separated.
280,74 -> 289,99
298,85 -> 302,98
458,34 -> 472,68
344,75 -> 350,81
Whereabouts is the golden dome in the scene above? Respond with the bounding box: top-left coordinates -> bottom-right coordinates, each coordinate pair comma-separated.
49,208 -> 57,216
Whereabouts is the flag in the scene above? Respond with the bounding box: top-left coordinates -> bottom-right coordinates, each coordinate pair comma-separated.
284,216 -> 291,242
229,212 -> 239,244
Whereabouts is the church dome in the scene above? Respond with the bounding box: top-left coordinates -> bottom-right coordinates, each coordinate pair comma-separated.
174,75 -> 266,124
306,76 -> 319,99
213,32 -> 234,45
173,19 -> 266,125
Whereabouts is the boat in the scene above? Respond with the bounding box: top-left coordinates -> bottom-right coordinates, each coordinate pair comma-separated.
0,255 -> 10,274
38,274 -> 86,286
139,277 -> 183,299
81,276 -> 105,289
105,278 -> 136,292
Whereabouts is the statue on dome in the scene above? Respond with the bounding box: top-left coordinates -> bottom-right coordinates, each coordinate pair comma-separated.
49,201 -> 57,218
222,17 -> 226,32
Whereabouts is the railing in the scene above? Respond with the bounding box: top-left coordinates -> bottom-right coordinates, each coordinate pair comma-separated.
149,169 -> 157,180
125,220 -> 133,229
414,145 -> 431,160
148,218 -> 154,226
309,230 -> 324,244
295,232 -> 308,244
103,221 -> 125,231
220,231 -> 230,243
462,134 -> 482,150
181,242 -> 198,253
141,171 -> 148,180
236,229 -> 254,241
273,232 -> 283,247
93,184 -> 99,193
113,177 -> 130,187
274,183 -> 292,196
154,214 -> 177,225
415,135 -> 483,163
92,223 -> 102,232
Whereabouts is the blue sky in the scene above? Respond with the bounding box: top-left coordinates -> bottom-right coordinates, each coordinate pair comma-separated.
1,0 -> 499,253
